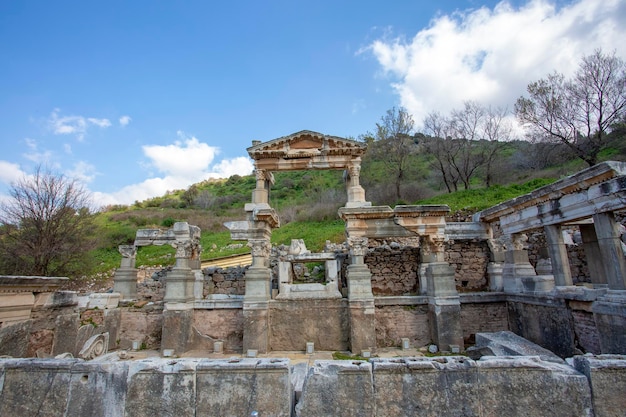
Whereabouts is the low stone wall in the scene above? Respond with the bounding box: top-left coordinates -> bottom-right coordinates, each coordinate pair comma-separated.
193,309 -> 243,353
297,357 -> 596,417
460,301 -> 509,344
445,240 -> 490,292
202,266 -> 246,296
2,355 -> 622,416
0,357 -> 292,417
366,244 -> 419,296
374,304 -> 430,348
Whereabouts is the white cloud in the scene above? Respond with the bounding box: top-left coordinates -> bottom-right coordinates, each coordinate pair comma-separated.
364,0 -> 626,127
86,117 -> 111,128
0,161 -> 27,185
48,108 -> 111,140
119,115 -> 132,126
21,138 -> 54,164
66,161 -> 97,184
91,133 -> 254,207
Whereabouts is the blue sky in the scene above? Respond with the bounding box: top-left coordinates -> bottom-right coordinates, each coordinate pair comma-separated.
1,0 -> 625,207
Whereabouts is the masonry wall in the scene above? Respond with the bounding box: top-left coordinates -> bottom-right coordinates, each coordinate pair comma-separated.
446,240 -> 490,292
374,304 -> 430,348
193,309 -> 243,353
366,245 -> 420,296
460,302 -> 509,344
269,299 -> 349,351
202,266 -> 246,296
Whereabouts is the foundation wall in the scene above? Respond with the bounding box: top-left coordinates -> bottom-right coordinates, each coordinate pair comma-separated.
374,304 -> 430,348
460,302 -> 509,344
193,309 -> 243,353
269,299 -> 349,351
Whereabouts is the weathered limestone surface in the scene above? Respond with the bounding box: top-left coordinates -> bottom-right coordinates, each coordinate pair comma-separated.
573,354 -> 626,417
296,360 -> 374,417
196,358 -> 291,417
0,320 -> 31,357
295,357 -> 594,417
1,356 -> 624,416
475,330 -> 564,363
507,297 -> 576,358
118,306 -> 163,350
269,299 -> 349,351
193,309 -> 243,353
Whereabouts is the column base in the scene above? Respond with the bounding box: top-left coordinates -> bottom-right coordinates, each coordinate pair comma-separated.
112,267 -> 138,300
428,296 -> 464,352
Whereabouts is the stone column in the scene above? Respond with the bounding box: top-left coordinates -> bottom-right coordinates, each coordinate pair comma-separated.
113,245 -> 138,300
345,160 -> 368,208
544,224 -> 573,286
423,236 -> 464,351
164,241 -> 196,303
502,233 -> 537,293
579,223 -> 607,287
252,169 -> 273,205
487,238 -> 504,291
243,238 -> 272,353
592,212 -> 626,290
346,237 -> 376,354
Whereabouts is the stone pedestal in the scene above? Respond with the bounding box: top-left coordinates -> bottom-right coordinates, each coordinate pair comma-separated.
346,264 -> 374,300
242,265 -> 272,353
112,267 -> 138,300
502,250 -> 537,293
348,299 -> 376,355
426,262 -> 463,351
161,303 -> 194,355
164,265 -> 195,303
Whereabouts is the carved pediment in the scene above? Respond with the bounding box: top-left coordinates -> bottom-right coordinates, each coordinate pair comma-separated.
247,130 -> 366,161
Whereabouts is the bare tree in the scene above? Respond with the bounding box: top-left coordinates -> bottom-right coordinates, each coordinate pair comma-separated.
0,167 -> 97,277
367,107 -> 416,200
515,49 -> 626,166
422,101 -> 510,191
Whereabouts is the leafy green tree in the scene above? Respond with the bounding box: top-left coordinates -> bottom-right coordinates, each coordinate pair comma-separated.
0,167 -> 97,277
515,49 -> 626,166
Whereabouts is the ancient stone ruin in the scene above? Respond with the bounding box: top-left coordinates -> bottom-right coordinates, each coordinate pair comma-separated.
1,130 -> 625,415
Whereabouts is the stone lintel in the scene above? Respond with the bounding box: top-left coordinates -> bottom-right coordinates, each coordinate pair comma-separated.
0,276 -> 69,293
445,222 -> 490,240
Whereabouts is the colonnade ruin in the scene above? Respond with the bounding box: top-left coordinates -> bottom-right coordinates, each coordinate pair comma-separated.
1,130 -> 625,416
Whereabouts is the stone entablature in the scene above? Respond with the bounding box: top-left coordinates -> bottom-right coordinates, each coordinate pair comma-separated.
0,276 -> 68,293
476,161 -> 626,233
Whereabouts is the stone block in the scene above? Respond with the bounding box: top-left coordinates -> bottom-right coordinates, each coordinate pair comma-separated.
592,295 -> 626,354
196,358 -> 291,417
0,359 -> 77,416
476,356 -> 592,416
296,360 -> 374,417
475,331 -> 564,363
0,292 -> 35,326
125,359 -> 198,417
573,354 -> 626,417
65,361 -> 128,417
87,293 -> 121,309
372,357 -> 479,416
0,320 -> 31,357
52,313 -> 80,356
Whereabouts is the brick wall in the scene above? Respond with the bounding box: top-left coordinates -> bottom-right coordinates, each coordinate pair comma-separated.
460,302 -> 509,344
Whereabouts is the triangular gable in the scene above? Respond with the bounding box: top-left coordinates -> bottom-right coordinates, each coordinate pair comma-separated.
247,130 -> 366,161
